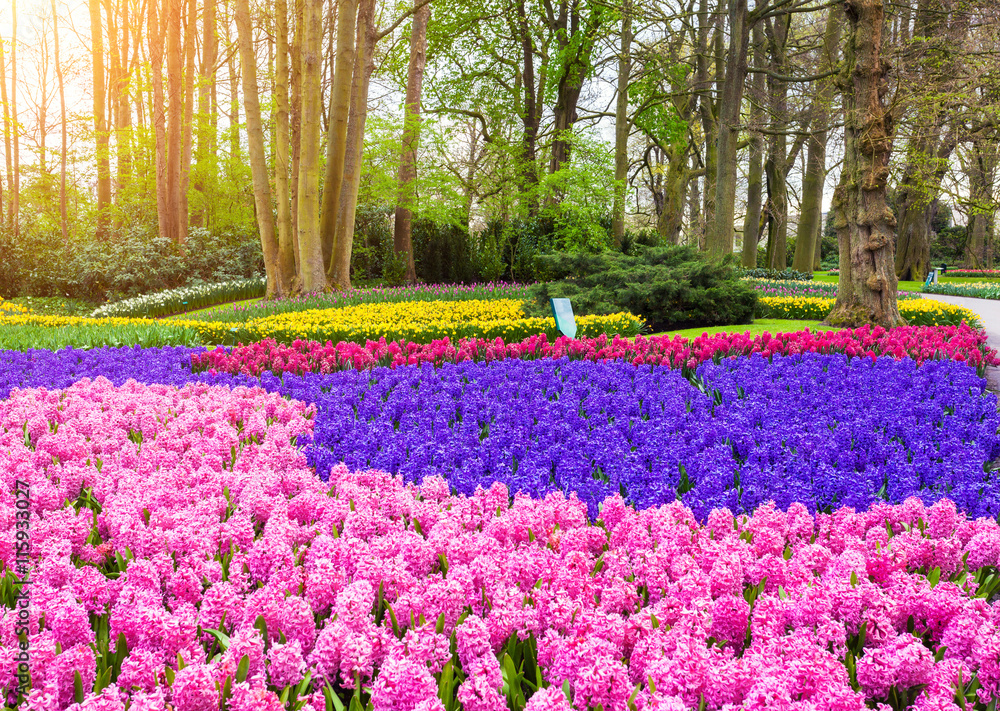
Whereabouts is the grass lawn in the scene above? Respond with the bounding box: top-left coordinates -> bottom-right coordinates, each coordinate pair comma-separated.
813,271 -> 1000,292
656,318 -> 836,339
812,272 -> 928,292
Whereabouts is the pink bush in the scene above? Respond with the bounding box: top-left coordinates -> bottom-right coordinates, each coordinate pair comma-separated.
3,379 -> 1000,708
189,323 -> 1000,378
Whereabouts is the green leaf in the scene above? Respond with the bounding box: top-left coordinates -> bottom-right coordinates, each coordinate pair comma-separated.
236,654 -> 250,683
203,627 -> 232,652
325,683 -> 346,711
74,670 -> 85,703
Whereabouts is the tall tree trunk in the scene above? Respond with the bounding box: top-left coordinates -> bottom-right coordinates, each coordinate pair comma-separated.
655,145 -> 689,246
695,0 -> 717,247
274,0 -> 296,286
893,127 -> 955,282
10,0 -> 19,234
741,24 -> 765,267
234,0 -> 288,296
318,0 -> 358,274
328,0 -> 376,289
149,0 -> 169,243
290,0 -> 303,256
227,14 -> 241,181
297,0 -> 327,292
892,0 -> 961,282
166,0 -> 183,244
826,0 -> 901,328
53,0 -> 68,241
688,170 -> 701,246
707,0 -> 748,257
104,0 -> 125,216
0,35 -> 12,228
791,7 -> 841,274
611,0 -> 632,249
117,0 -> 132,202
393,0 -> 431,284
547,2 -> 600,180
178,0 -> 197,243
90,0 -> 112,239
763,16 -> 789,271
813,221 -> 823,270
193,0 -> 217,228
965,140 -> 998,268
516,0 -> 540,211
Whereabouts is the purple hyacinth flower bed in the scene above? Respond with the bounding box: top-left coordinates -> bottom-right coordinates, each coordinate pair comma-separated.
3,346 -> 1000,520
280,354 -> 1000,519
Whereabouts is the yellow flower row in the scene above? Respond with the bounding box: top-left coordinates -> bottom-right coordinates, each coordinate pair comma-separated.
0,298 -> 29,316
757,296 -> 981,328
0,299 -> 645,346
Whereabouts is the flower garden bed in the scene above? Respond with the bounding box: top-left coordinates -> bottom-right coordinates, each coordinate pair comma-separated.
190,323 -> 999,376
744,278 -> 921,301
0,300 -> 643,349
3,373 -> 1000,709
925,281 -> 1000,300
756,295 -> 980,327
937,269 -> 1000,279
3,310 -> 1000,708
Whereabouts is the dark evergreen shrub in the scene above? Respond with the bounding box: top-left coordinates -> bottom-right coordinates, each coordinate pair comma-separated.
525,245 -> 758,332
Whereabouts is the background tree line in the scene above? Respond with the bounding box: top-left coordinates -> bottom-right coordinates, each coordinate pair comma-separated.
0,0 -> 999,322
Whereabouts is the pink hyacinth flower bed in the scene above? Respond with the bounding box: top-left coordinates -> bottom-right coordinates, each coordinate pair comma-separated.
4,379 -> 1000,709
189,323 -> 1000,378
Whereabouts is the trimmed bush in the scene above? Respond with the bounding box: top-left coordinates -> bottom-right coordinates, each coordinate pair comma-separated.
525,245 -> 758,332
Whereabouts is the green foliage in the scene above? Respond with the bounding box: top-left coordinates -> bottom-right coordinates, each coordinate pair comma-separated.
619,228 -> 664,256
350,206 -> 396,283
91,279 -> 267,319
0,223 -> 263,302
413,219 -> 478,283
350,207 -> 480,285
525,245 -> 758,332
931,225 -> 967,265
9,296 -> 95,316
627,60 -> 690,148
530,130 -> 618,254
737,267 -> 813,281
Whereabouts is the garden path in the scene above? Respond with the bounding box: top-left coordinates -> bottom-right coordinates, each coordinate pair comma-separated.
920,292 -> 1000,391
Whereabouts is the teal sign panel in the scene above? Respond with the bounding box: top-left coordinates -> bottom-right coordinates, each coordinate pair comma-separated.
550,298 -> 577,339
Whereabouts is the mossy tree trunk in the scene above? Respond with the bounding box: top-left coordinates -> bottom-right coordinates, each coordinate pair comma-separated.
825,0 -> 902,329
964,139 -> 998,268
328,0 -> 377,290
741,24 -> 765,268
791,6 -> 841,274
296,0 -> 327,293
319,0 -> 358,276
235,0 -> 291,297
707,0 -> 748,257
393,0 -> 431,284
89,0 -> 113,240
